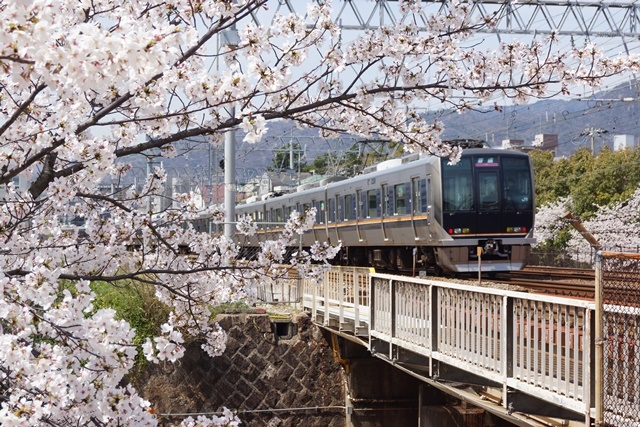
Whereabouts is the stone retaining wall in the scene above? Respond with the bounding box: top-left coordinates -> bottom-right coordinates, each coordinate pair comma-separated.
134,313 -> 346,426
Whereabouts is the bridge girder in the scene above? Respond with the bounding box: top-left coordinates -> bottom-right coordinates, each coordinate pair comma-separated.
257,0 -> 640,40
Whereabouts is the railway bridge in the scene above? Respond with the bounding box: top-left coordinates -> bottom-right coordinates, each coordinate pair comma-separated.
259,252 -> 640,427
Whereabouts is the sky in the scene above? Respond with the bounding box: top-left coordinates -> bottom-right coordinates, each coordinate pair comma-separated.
243,0 -> 640,105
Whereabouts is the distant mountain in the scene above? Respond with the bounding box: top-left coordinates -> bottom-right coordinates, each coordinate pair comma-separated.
434,81 -> 640,156
133,80 -> 640,183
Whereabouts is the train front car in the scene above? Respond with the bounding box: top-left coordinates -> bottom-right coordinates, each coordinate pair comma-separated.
435,148 -> 535,273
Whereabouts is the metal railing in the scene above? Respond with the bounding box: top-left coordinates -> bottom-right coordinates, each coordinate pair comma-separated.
302,266 -> 371,335
368,274 -> 595,420
261,257 -> 640,426
254,268 -> 300,304
301,269 -> 596,423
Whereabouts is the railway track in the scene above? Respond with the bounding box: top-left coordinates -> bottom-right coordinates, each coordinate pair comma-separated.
518,265 -> 595,280
498,265 -> 596,299
384,265 -> 598,299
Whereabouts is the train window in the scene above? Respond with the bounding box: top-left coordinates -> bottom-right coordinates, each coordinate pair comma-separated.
275,208 -> 283,223
394,184 -> 406,215
337,195 -> 343,221
344,194 -> 354,221
442,158 -> 474,211
502,157 -> 533,210
367,190 -> 377,218
475,157 -> 498,167
328,198 -> 335,223
478,171 -> 499,211
319,201 -> 326,224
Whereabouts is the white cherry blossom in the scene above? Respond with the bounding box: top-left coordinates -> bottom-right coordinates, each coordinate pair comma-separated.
1,0 -> 639,425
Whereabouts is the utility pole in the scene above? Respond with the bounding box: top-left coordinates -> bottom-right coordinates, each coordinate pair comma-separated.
223,25 -> 240,241
146,158 -> 162,215
580,127 -> 609,155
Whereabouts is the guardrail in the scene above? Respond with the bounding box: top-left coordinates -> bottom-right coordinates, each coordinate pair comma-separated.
369,273 -> 595,421
300,269 -> 596,423
301,266 -> 372,336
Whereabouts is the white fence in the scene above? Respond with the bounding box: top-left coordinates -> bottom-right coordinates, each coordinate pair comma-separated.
252,262 -> 640,425
299,269 -> 596,425
368,274 -> 594,421
302,266 -> 371,335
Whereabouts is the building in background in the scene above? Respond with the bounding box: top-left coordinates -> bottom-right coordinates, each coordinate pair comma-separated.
531,133 -> 559,156
613,134 -> 638,151
501,139 -> 525,150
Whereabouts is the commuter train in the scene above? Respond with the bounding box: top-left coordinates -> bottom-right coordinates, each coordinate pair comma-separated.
233,147 -> 535,274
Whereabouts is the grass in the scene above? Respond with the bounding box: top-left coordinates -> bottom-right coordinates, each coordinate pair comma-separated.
91,280 -> 170,369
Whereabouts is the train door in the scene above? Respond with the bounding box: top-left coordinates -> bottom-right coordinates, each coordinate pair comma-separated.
410,177 -> 419,240
323,189 -> 331,244
311,199 -> 319,241
475,165 -> 500,233
426,175 -> 432,226
336,194 -> 343,243
380,183 -> 389,241
356,189 -> 364,242
327,194 -> 337,244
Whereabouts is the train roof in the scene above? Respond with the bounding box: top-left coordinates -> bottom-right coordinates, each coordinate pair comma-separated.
459,147 -> 529,155
236,147 -> 529,208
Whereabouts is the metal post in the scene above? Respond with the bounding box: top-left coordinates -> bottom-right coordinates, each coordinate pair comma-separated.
224,114 -> 236,240
146,158 -> 154,215
594,252 -> 604,426
477,246 -> 483,284
223,25 -> 239,240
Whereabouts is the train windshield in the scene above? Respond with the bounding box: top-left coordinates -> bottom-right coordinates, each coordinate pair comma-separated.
502,157 -> 533,211
442,154 -> 533,212
442,158 -> 474,211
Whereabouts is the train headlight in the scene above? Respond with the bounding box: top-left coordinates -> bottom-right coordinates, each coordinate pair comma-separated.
449,228 -> 471,235
507,226 -> 527,233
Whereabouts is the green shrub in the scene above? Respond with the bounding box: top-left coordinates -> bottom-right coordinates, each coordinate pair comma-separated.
91,280 -> 170,367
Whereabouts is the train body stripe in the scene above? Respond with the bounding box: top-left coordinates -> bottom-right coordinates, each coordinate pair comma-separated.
250,215 -> 524,238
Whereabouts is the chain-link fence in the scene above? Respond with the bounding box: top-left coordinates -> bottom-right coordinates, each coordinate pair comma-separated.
530,249 -> 595,268
532,246 -> 640,269
596,252 -> 640,426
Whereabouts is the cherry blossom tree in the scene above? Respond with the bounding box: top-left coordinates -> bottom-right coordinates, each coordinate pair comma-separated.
565,188 -> 640,261
533,196 -> 573,248
2,0 -> 640,425
534,189 -> 640,265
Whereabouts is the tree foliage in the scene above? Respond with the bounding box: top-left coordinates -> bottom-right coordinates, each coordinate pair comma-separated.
1,0 -> 638,425
533,147 -> 640,218
533,146 -> 640,256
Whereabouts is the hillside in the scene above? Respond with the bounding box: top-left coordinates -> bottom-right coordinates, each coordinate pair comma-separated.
132,81 -> 640,183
